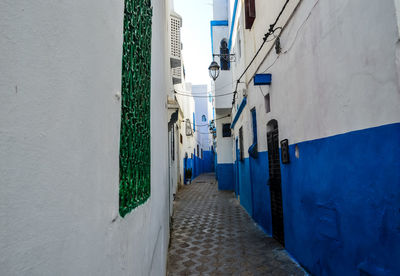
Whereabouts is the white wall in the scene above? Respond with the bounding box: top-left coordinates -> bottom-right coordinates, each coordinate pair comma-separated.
0,0 -> 169,275
213,0 -> 228,20
193,85 -> 213,151
232,0 -> 400,158
216,110 -> 234,164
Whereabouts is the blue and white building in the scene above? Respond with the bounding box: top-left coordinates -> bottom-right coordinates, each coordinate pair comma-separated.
210,0 -> 400,275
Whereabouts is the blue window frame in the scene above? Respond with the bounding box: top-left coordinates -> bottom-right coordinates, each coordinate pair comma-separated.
251,108 -> 257,143
193,112 -> 196,132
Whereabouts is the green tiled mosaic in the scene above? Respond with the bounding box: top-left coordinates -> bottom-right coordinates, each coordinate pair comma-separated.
119,0 -> 152,217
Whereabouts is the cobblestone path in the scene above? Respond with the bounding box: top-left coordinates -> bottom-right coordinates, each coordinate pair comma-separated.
167,173 -> 306,275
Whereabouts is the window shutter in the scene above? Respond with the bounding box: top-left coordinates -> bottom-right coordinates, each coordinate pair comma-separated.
245,0 -> 256,29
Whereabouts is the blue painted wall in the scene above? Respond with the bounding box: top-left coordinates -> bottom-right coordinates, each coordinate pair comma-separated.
216,163 -> 234,190
234,123 -> 400,275
184,150 -> 215,182
238,158 -> 253,217
249,152 -> 272,235
282,123 -> 400,276
214,153 -> 218,180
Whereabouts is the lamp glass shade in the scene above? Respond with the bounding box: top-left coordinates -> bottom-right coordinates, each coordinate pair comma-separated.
208,61 -> 220,81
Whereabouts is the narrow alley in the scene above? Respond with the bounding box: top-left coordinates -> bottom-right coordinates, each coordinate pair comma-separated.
1,0 -> 400,275
167,174 -> 305,275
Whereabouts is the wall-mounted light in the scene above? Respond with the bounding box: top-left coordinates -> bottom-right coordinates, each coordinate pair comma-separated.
208,53 -> 235,81
208,61 -> 220,81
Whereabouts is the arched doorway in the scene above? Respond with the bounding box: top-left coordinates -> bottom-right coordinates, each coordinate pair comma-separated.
267,119 -> 285,245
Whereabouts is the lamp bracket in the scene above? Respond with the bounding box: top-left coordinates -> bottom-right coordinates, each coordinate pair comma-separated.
213,53 -> 236,62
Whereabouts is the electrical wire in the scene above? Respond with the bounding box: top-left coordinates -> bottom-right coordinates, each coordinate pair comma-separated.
231,0 -> 290,105
258,0 -> 320,75
174,79 -> 236,97
174,90 -> 234,98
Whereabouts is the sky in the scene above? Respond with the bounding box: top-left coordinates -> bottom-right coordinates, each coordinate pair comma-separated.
174,0 -> 213,86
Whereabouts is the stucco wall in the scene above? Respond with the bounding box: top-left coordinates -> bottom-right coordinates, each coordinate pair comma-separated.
0,0 -> 169,275
215,111 -> 234,164
228,0 -> 400,274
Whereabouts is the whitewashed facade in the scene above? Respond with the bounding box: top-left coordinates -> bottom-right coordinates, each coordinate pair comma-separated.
0,0 -> 171,275
211,0 -> 400,275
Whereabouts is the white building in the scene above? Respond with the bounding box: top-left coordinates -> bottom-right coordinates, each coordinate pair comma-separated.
0,0 -> 171,275
211,0 -> 400,275
210,0 -> 235,190
167,6 -> 215,204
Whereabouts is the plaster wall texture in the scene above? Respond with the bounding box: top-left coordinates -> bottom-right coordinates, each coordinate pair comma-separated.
0,0 -> 169,275
395,0 -> 400,37
213,0 -> 228,21
230,0 -> 400,156
215,110 -> 234,164
247,0 -> 400,146
225,0 -> 400,274
211,0 -> 235,171
211,21 -> 234,109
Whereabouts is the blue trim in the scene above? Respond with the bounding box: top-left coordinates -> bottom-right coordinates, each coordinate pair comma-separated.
251,108 -> 257,143
193,112 -> 195,132
230,97 -> 247,129
228,0 -> 239,50
210,20 -> 229,55
254,74 -> 272,85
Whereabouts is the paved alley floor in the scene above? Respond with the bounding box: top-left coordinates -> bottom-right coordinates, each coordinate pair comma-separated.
167,173 -> 306,276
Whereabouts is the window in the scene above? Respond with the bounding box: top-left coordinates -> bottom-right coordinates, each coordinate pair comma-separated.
185,119 -> 192,136
180,134 -> 183,144
245,0 -> 256,29
265,93 -> 271,113
193,112 -> 196,132
119,0 -> 152,217
222,124 -> 232,137
251,108 -> 257,144
220,39 -> 230,70
237,30 -> 242,59
202,115 -> 207,122
239,127 -> 244,161
171,127 -> 175,161
201,149 -> 203,159
197,145 -> 200,157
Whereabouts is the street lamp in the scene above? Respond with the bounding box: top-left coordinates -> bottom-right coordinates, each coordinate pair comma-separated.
208,61 -> 220,81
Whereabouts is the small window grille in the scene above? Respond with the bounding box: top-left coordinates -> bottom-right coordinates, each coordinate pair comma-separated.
119,0 -> 152,217
201,149 -> 203,159
197,145 -> 200,157
170,16 -> 181,59
222,124 -> 232,137
185,119 -> 193,136
220,40 -> 230,70
265,93 -> 271,113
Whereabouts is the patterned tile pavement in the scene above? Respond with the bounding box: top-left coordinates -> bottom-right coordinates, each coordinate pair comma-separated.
167,173 -> 307,276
